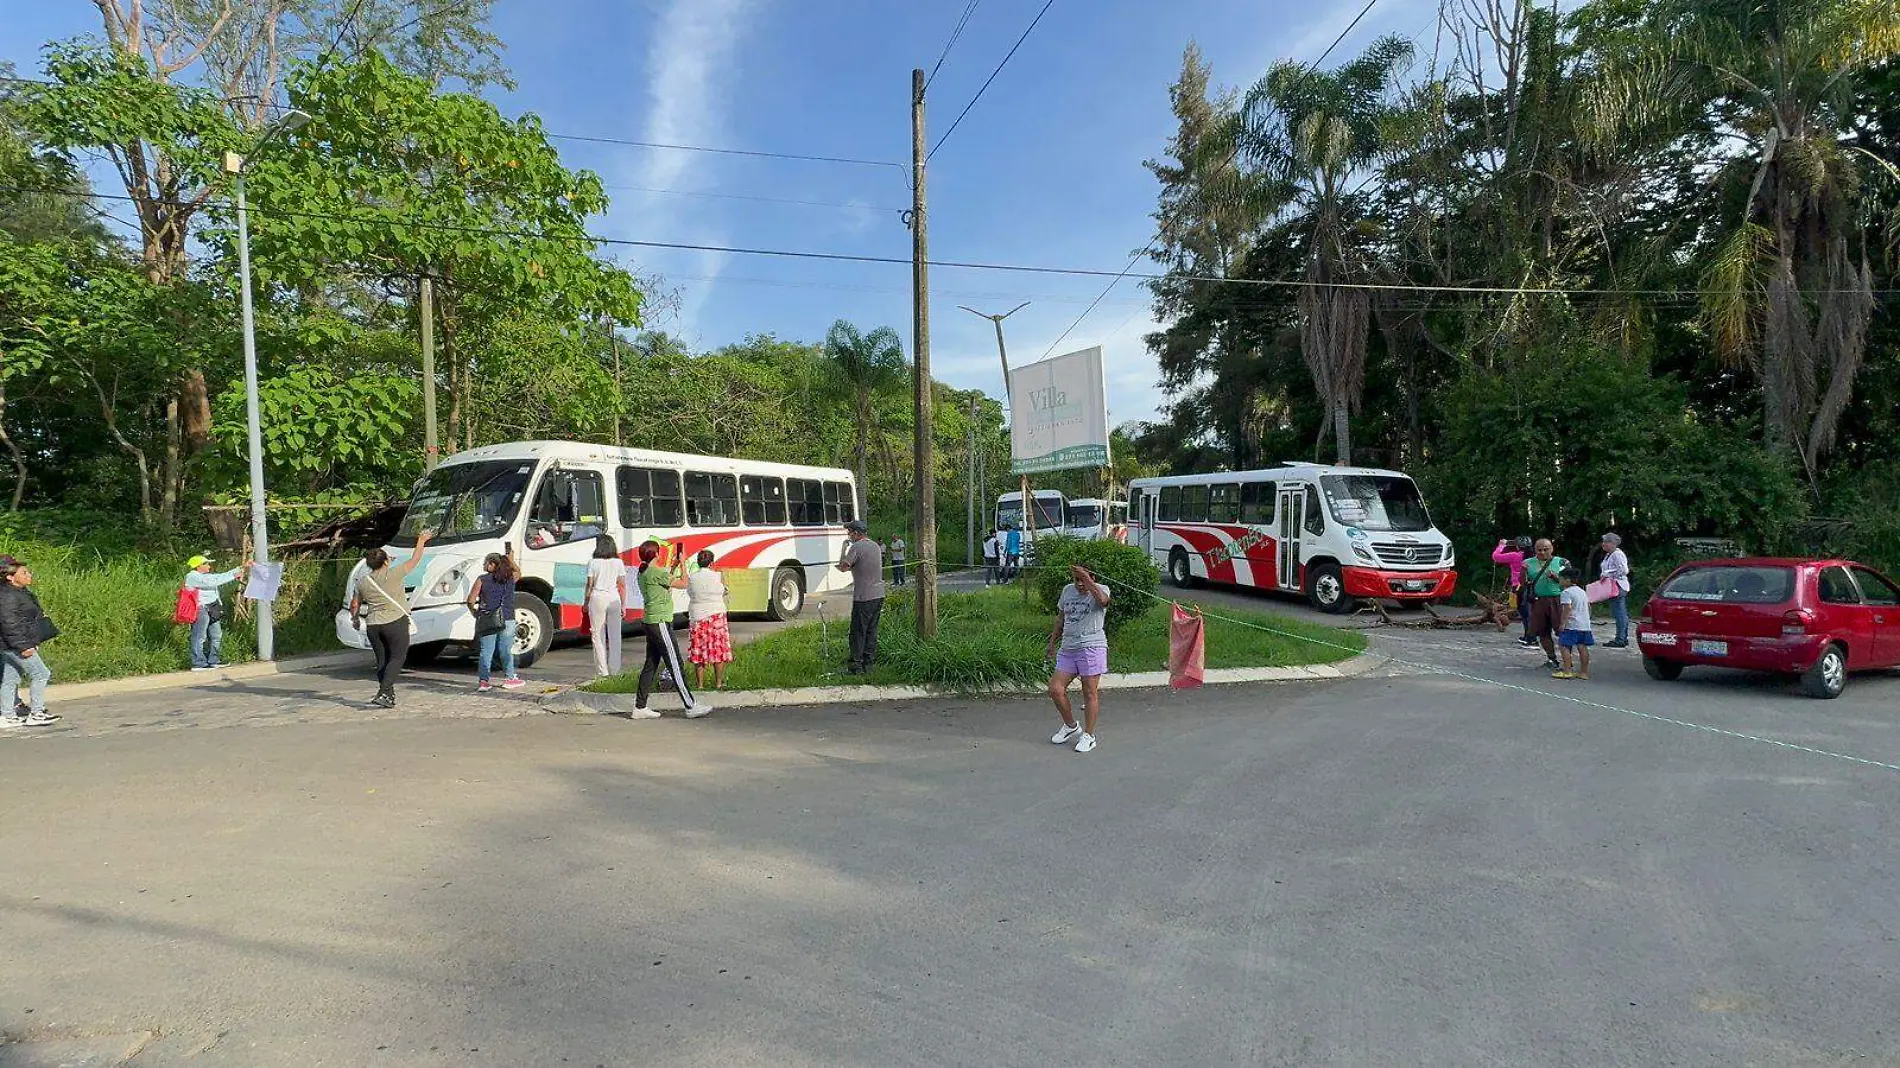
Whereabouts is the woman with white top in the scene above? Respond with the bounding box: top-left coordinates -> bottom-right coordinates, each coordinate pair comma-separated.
583,534 -> 628,676
686,549 -> 733,691
1599,532 -> 1633,648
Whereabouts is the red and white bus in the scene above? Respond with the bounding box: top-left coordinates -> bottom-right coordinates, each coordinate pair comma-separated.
341,441 -> 858,664
1127,463 -> 1458,614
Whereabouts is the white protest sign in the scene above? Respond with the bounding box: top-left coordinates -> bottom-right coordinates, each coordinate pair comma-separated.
1009,345 -> 1109,475
244,561 -> 283,602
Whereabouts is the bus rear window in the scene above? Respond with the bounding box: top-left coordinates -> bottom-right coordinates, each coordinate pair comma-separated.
1658,565 -> 1795,604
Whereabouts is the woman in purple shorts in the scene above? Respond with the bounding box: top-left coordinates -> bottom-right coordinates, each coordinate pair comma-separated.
1047,564 -> 1112,754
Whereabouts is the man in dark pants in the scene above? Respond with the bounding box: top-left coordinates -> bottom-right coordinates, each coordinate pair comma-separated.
836,520 -> 886,675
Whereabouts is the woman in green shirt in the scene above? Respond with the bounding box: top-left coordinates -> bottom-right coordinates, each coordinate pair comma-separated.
632,540 -> 711,719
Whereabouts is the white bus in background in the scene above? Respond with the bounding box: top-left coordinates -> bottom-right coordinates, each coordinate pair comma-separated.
995,489 -> 1066,536
342,441 -> 858,665
1065,498 -> 1129,542
1127,462 -> 1458,614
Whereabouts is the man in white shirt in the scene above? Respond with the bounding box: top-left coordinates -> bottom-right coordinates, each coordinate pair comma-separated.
982,531 -> 1000,586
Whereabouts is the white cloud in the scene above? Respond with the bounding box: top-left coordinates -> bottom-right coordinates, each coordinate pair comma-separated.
616,0 -> 760,334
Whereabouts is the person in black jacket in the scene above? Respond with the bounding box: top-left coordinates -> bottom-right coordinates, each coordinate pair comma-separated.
0,555 -> 59,728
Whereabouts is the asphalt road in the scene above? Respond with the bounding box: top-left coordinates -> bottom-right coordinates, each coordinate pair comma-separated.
4,602 -> 1900,1066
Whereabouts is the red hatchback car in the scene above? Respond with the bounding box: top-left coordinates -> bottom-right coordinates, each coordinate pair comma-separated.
1637,558 -> 1900,698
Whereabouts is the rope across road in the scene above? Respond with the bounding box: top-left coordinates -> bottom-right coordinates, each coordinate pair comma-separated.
899,559 -> 1900,776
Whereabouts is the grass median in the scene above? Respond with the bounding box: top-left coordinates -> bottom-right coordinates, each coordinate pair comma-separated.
585,584 -> 1367,695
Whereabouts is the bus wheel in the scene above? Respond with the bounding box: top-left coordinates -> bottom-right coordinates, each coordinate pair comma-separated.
405,641 -> 447,666
767,567 -> 806,621
1168,549 -> 1196,588
1307,562 -> 1356,614
511,592 -> 555,667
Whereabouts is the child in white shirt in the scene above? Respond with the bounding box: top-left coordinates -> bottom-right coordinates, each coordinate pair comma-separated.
1554,568 -> 1593,680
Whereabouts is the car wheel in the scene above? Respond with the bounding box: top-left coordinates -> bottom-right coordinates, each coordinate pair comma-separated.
766,566 -> 805,621
1642,656 -> 1683,681
405,640 -> 447,666
1801,644 -> 1848,699
1307,562 -> 1356,615
511,592 -> 555,668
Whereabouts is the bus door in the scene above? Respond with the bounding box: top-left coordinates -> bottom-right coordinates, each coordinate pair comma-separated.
524,462 -> 612,625
1276,484 -> 1304,590
1138,493 -> 1156,555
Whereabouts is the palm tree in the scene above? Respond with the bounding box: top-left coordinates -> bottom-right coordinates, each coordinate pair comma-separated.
823,319 -> 907,518
1216,36 -> 1415,465
1585,0 -> 1900,475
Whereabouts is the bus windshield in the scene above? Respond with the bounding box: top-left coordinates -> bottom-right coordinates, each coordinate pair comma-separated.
1068,504 -> 1102,530
1319,475 -> 1432,533
998,497 -> 1064,531
394,460 -> 535,546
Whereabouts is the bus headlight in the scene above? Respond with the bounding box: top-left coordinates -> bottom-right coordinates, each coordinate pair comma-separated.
1351,544 -> 1376,562
430,568 -> 465,598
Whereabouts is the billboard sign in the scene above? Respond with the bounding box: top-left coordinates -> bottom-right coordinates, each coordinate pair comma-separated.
1009,345 -> 1109,475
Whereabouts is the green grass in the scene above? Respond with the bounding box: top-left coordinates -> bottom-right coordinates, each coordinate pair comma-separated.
586,585 -> 1367,695
0,537 -> 354,683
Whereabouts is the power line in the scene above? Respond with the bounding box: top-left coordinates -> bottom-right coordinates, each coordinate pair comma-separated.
545,131 -> 905,173
1314,0 -> 1382,67
2,182 -> 1890,300
601,183 -> 904,213
1040,244 -> 1155,359
925,0 -> 984,89
927,0 -> 1057,161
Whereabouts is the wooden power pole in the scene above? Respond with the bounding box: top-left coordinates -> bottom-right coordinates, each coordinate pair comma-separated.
910,67 -> 938,639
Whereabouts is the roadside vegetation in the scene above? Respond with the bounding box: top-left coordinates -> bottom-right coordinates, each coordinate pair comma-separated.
587,584 -> 1366,696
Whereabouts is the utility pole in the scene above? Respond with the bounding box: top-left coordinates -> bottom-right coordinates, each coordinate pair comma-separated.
420,275 -> 439,470
605,316 -> 623,447
959,302 -> 1029,600
910,67 -> 937,639
966,397 -> 976,568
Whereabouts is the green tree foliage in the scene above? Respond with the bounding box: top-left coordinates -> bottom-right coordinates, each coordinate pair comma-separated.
822,319 -> 908,518
1031,536 -> 1161,633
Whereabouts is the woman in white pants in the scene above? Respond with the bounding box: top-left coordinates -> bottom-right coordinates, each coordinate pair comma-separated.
584,534 -> 628,676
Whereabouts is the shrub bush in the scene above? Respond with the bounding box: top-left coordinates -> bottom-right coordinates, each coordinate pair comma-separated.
1030,535 -> 1159,632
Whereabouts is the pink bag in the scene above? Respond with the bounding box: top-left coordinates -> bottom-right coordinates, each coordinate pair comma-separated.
1169,603 -> 1205,689
1584,577 -> 1621,603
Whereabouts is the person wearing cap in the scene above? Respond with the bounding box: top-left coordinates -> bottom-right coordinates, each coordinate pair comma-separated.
834,520 -> 885,675
184,554 -> 252,671
1599,532 -> 1632,648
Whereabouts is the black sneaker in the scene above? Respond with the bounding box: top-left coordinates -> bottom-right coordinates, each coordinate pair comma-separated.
1544,658 -> 1561,672
1604,639 -> 1630,649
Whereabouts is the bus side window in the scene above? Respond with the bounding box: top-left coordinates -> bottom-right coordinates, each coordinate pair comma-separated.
1241,481 -> 1274,526
617,466 -> 683,530
788,478 -> 824,526
1182,485 -> 1208,523
1159,486 -> 1180,522
1209,483 -> 1240,524
529,468 -> 606,547
1304,485 -> 1325,537
686,471 -> 739,526
741,476 -> 788,526
825,481 -> 855,524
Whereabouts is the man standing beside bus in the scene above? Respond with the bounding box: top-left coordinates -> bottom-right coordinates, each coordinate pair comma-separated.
836,521 -> 885,675
1004,524 -> 1023,583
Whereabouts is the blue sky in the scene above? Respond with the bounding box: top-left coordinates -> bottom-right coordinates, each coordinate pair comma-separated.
3,0 -> 1437,423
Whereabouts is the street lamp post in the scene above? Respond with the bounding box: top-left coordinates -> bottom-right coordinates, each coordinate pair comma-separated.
224,109 -> 311,662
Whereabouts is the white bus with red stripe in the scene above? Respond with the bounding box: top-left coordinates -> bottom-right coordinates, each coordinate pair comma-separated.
343,441 -> 858,665
1127,463 -> 1457,614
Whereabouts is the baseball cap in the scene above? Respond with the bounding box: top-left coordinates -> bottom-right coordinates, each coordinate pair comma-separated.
187,554 -> 210,569
843,520 -> 868,534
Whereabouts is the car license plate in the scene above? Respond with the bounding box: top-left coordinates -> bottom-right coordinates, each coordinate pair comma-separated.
1690,639 -> 1728,656
1643,632 -> 1678,646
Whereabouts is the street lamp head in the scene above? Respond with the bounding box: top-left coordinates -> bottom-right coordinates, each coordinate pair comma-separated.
271,109 -> 313,137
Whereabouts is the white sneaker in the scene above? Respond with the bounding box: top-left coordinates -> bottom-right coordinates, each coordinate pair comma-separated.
22,710 -> 60,727
1051,722 -> 1082,744
625,706 -> 661,720
1074,732 -> 1097,754
683,704 -> 713,719
0,716 -> 21,732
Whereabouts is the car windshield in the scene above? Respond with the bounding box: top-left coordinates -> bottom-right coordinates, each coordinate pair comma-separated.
394,460 -> 535,546
1319,475 -> 1432,532
998,498 -> 1063,531
1658,565 -> 1795,604
1069,505 -> 1102,530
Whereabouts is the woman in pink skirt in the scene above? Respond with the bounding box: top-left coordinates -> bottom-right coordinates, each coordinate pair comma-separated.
686,550 -> 733,690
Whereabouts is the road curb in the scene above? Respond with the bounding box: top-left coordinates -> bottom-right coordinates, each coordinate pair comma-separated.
44,651 -> 368,702
540,652 -> 1386,715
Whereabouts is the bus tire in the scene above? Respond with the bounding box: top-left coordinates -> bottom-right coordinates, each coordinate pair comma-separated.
1307,562 -> 1356,614
767,566 -> 806,621
511,592 -> 555,667
1168,548 -> 1197,588
405,640 -> 447,666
